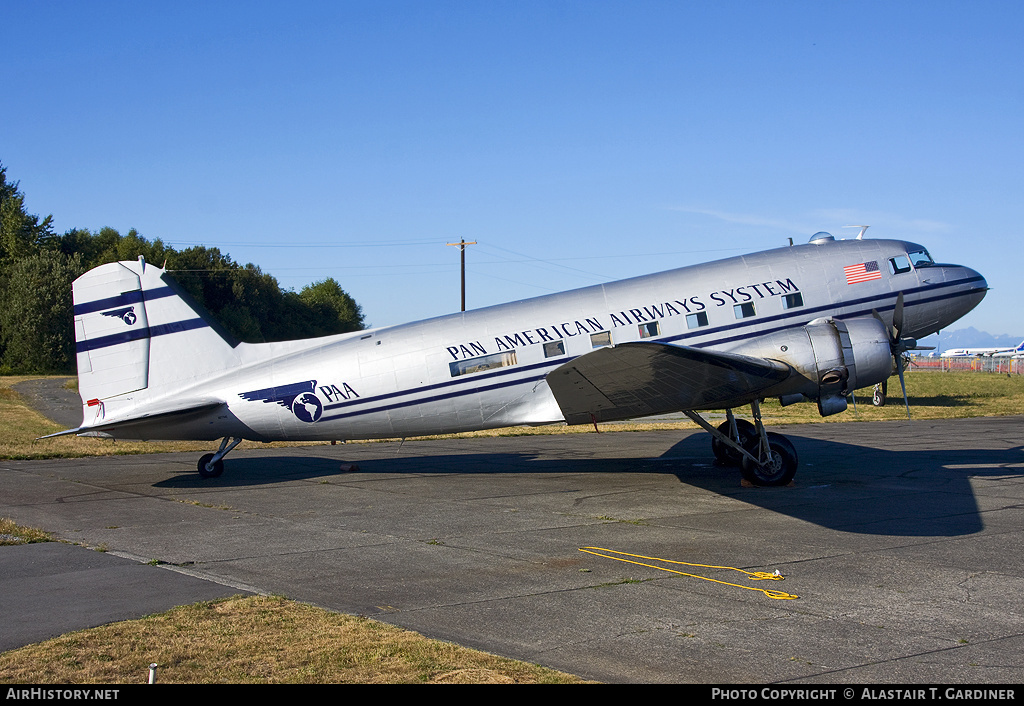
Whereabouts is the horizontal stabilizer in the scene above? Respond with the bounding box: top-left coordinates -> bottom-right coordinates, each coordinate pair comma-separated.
546,342 -> 791,424
39,400 -> 225,440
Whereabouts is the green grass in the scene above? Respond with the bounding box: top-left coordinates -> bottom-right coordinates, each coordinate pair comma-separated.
758,370 -> 1024,424
0,595 -> 590,684
0,517 -> 53,546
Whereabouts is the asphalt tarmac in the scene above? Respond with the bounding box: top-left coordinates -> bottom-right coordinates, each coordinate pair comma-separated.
2,382 -> 1023,683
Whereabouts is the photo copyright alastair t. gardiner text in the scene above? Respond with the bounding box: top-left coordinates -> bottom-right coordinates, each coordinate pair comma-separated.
710,688 -> 1016,702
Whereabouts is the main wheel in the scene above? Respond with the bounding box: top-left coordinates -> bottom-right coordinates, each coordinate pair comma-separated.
197,453 -> 224,479
740,432 -> 798,486
711,419 -> 756,466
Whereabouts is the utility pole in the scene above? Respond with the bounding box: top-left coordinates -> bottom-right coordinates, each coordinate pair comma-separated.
446,239 -> 477,311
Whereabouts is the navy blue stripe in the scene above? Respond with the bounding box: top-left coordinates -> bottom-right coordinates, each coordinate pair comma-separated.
75,318 -> 209,353
73,287 -> 177,316
321,357 -> 559,414
321,372 -> 550,423
694,286 -> 986,350
663,276 -> 985,347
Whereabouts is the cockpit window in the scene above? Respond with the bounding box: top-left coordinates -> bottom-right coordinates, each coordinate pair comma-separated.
888,256 -> 912,275
909,250 -> 933,268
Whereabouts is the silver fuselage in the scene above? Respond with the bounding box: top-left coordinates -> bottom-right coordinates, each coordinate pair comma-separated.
114,238 -> 987,441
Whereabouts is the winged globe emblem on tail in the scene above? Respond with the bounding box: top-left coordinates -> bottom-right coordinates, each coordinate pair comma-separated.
101,306 -> 137,325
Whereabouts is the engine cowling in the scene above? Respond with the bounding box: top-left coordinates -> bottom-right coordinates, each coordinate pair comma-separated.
726,316 -> 893,416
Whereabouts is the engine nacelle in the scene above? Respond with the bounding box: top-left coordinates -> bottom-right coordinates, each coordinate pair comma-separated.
727,317 -> 893,416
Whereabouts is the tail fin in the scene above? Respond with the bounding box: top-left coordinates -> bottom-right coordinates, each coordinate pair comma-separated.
72,258 -> 240,425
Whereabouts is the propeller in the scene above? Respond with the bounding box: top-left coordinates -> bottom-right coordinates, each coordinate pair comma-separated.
874,292 -> 915,419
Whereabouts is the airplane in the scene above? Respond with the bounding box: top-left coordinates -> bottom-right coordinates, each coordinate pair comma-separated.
991,346 -> 1024,359
941,341 -> 1024,357
44,231 -> 987,487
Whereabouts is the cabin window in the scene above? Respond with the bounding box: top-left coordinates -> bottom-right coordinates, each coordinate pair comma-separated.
449,351 -> 517,377
591,331 -> 612,348
639,321 -> 660,338
783,292 -> 804,309
543,340 -> 565,358
889,256 -> 911,275
686,312 -> 708,329
734,302 -> 756,319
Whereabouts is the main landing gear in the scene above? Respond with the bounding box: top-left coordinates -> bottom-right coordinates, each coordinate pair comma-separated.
197,436 -> 243,478
684,402 -> 798,487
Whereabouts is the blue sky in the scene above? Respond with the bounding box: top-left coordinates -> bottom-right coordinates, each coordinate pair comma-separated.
4,1 -> 1021,336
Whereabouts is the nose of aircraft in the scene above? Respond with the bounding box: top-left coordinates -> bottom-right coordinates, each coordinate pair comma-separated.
974,267 -> 989,292
949,264 -> 988,317
965,264 -> 988,294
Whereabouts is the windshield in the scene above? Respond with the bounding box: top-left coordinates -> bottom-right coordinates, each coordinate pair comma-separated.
909,249 -> 934,267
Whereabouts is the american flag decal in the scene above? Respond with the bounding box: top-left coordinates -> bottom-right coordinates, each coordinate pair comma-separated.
844,260 -> 882,284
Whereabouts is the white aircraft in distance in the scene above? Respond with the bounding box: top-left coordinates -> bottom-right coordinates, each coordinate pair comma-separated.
941,341 -> 1024,357
45,231 -> 986,486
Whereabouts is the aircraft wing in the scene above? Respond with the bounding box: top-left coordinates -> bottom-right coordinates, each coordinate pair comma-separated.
546,342 -> 792,425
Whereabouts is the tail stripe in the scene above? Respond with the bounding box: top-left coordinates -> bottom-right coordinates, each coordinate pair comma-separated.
73,286 -> 177,316
75,318 -> 209,354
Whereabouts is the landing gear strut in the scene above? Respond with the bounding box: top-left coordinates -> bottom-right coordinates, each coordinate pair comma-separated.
710,410 -> 756,466
197,436 -> 243,479
687,401 -> 798,487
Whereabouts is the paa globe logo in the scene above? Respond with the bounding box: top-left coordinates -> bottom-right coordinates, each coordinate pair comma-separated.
101,306 -> 137,325
238,380 -> 324,423
291,392 -> 323,423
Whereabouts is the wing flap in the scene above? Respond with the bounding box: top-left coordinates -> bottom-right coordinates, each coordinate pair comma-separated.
546,342 -> 791,424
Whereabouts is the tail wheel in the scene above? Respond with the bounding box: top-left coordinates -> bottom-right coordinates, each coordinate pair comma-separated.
711,419 -> 756,466
197,453 -> 224,479
872,379 -> 888,407
740,432 -> 798,486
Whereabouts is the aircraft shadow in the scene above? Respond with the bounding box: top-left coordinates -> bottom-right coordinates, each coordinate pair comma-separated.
153,431 -> 1024,539
900,394 -> 971,407
656,432 -> 1024,537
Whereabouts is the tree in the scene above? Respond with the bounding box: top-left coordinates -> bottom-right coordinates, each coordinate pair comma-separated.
299,278 -> 366,336
0,163 -> 367,371
0,250 -> 85,373
0,163 -> 55,269
53,226 -> 171,272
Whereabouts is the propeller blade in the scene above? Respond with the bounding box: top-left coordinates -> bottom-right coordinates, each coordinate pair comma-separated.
896,354 -> 911,419
875,294 -> 911,419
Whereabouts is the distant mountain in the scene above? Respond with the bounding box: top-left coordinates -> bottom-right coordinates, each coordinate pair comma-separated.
917,327 -> 1024,354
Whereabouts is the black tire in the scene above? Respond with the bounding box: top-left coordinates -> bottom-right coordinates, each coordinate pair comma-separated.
711,419 -> 756,466
872,379 -> 888,407
197,453 -> 224,479
740,432 -> 798,486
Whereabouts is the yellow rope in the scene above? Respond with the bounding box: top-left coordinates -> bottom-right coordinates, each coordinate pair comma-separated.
579,546 -> 798,600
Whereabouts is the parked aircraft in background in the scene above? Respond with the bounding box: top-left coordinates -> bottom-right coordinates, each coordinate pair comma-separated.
992,346 -> 1024,358
45,231 -> 986,486
941,341 -> 1024,357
